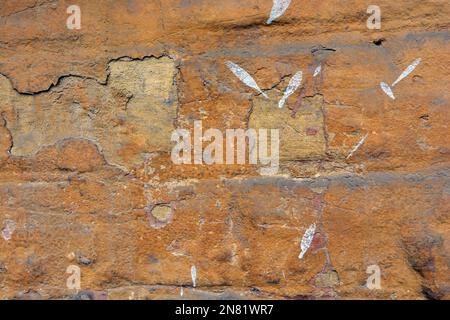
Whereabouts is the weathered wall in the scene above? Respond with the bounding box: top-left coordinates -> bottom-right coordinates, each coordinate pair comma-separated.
0,0 -> 449,300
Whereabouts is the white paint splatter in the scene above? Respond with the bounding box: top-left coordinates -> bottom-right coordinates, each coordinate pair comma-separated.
299,223 -> 316,259
380,82 -> 395,100
180,287 -> 184,297
278,71 -> 302,108
267,0 -> 292,24
380,58 -> 421,99
347,133 -> 369,160
1,220 -> 16,241
225,61 -> 268,98
313,65 -> 322,77
392,58 -> 421,87
191,265 -> 197,288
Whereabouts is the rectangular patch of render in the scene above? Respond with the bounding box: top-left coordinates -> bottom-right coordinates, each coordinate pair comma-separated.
249,94 -> 327,161
0,57 -> 178,171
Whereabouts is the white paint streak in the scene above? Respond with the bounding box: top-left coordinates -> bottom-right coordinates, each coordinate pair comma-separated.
191,265 -> 197,288
267,0 -> 292,24
392,58 -> 421,87
380,82 -> 395,100
1,220 -> 16,241
278,71 -> 302,108
225,61 -> 268,98
299,223 -> 316,259
313,65 -> 322,77
347,133 -> 369,160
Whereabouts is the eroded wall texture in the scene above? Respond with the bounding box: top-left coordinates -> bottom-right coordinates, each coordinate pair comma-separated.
0,0 -> 449,300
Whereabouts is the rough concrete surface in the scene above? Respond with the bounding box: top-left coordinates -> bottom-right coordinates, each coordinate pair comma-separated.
0,0 -> 449,300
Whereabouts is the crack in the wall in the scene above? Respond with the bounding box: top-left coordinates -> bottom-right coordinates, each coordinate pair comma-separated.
0,0 -> 57,19
0,111 -> 13,155
0,54 -> 174,96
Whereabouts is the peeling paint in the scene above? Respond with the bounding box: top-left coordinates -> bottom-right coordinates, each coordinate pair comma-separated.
278,71 -> 302,109
392,58 -> 421,87
299,223 -> 316,259
225,61 -> 268,98
380,58 -> 421,99
380,82 -> 395,100
347,134 -> 369,159
267,0 -> 292,24
313,65 -> 322,77
191,265 -> 197,288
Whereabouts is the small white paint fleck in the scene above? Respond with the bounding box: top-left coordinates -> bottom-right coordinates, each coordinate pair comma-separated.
346,133 -> 369,160
191,265 -> 197,288
313,65 -> 322,77
225,61 -> 268,98
180,287 -> 184,297
267,0 -> 292,24
392,58 -> 421,87
278,71 -> 302,108
380,82 -> 395,100
299,223 -> 316,259
1,220 -> 16,241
